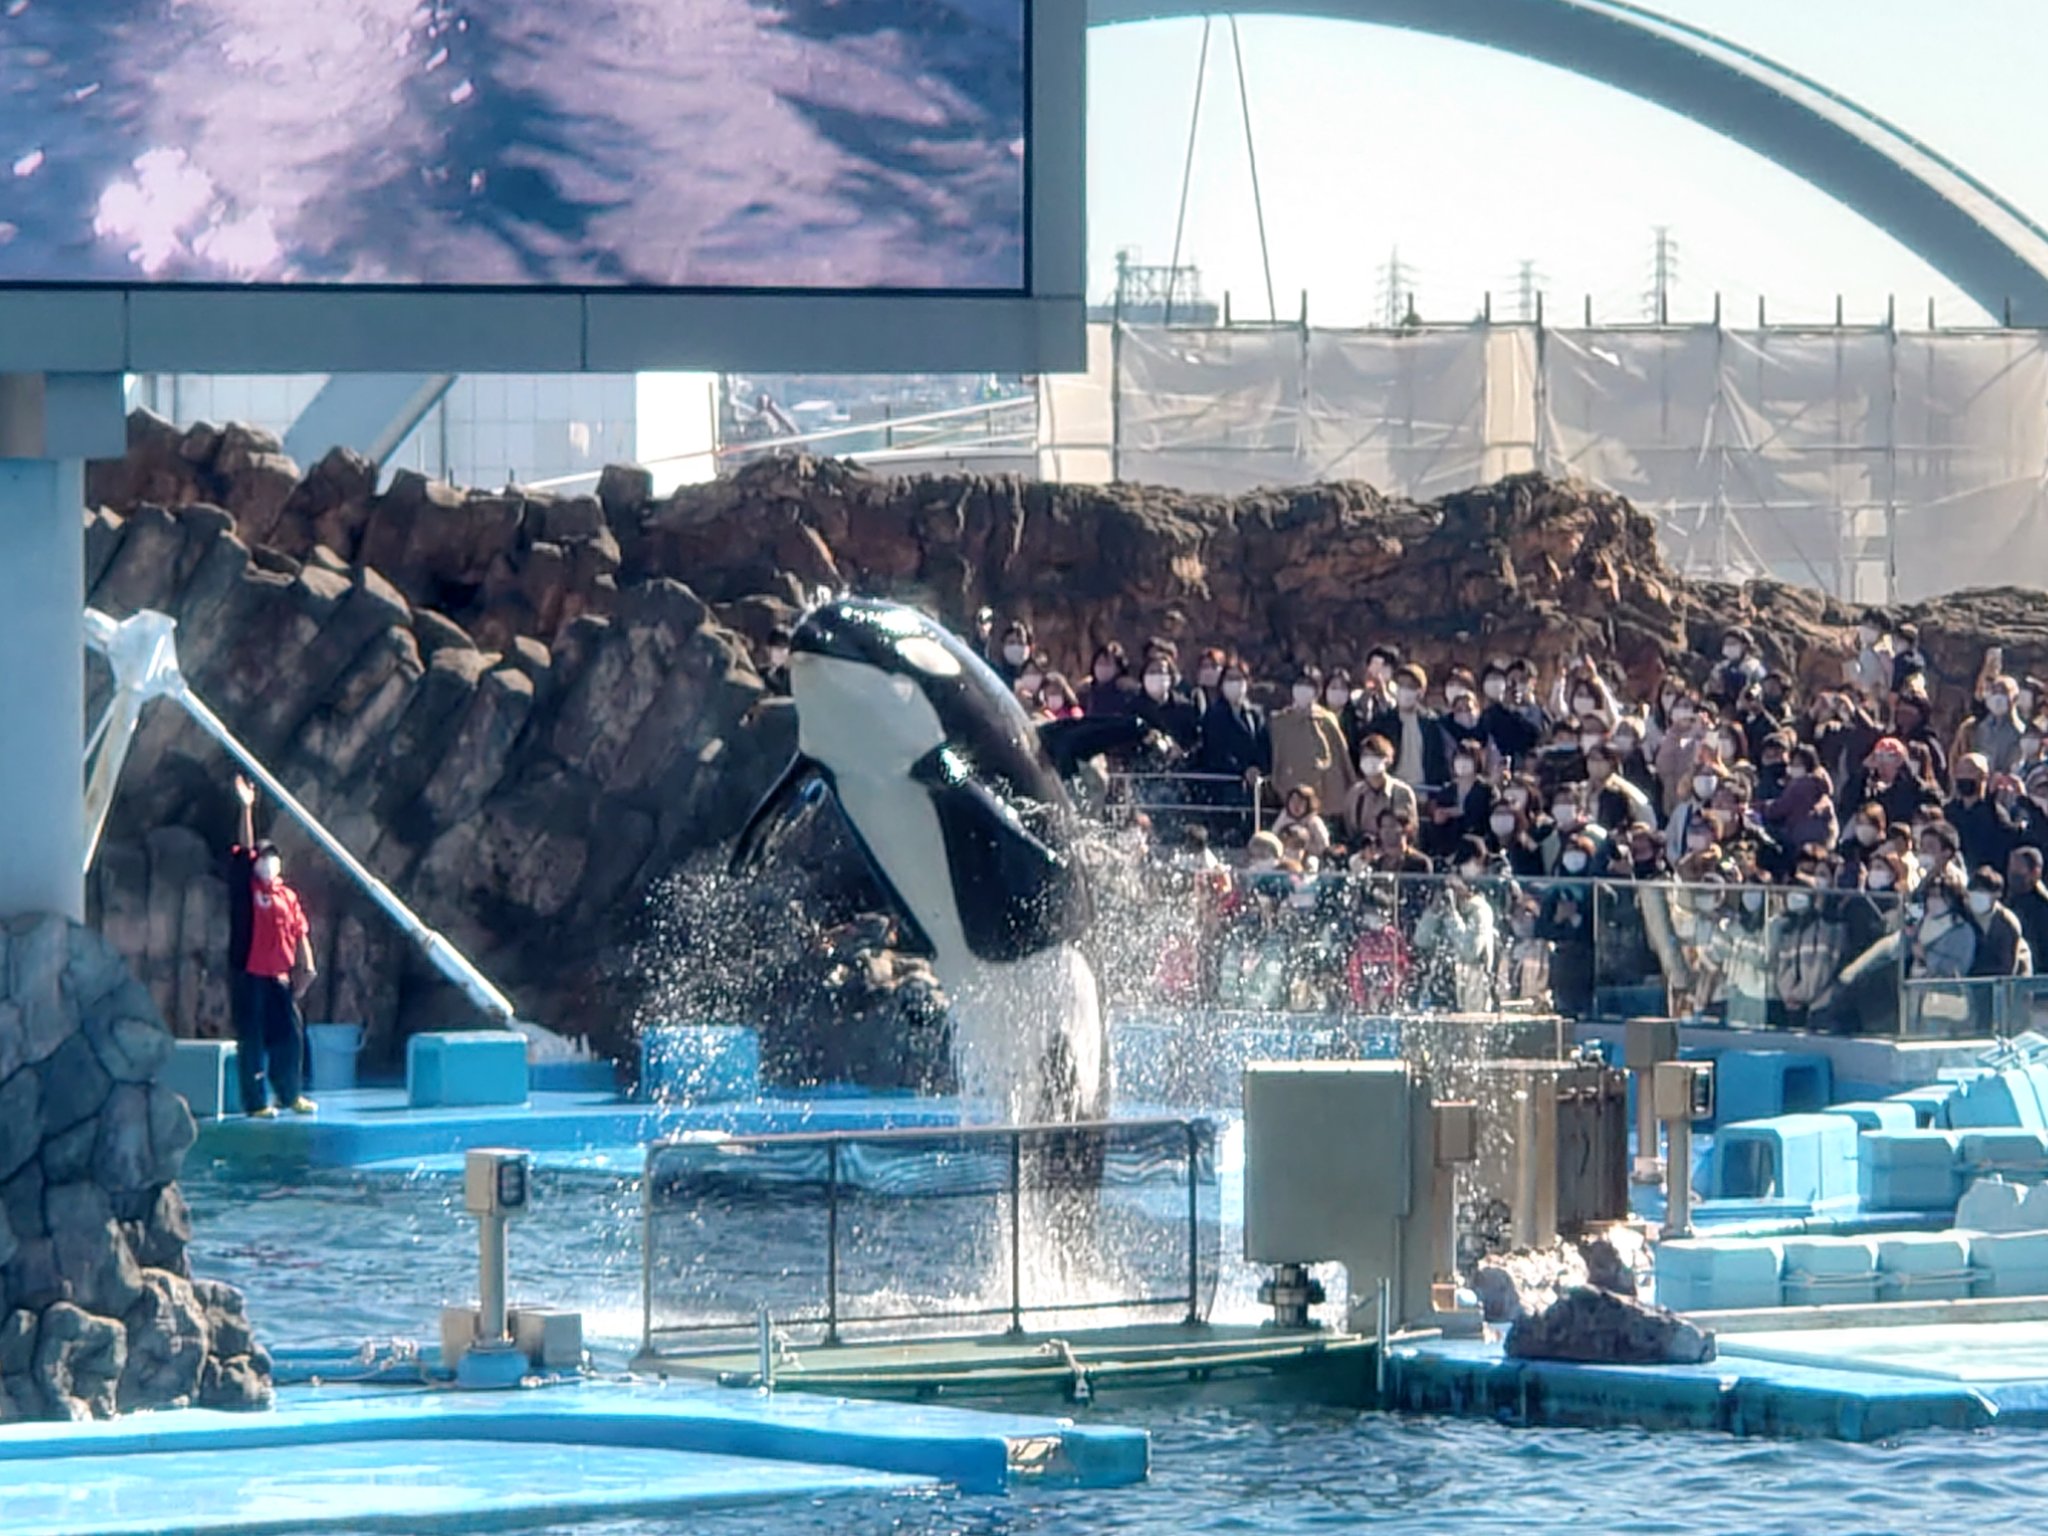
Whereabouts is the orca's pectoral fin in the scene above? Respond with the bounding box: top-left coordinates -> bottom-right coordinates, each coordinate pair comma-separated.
730,754 -> 827,876
1036,715 -> 1152,777
910,745 -> 1085,961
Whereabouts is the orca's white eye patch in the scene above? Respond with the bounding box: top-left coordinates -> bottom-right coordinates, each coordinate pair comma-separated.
895,636 -> 962,677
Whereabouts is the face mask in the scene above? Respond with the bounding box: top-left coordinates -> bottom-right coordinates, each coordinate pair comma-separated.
1573,697 -> 1596,717
1483,677 -> 1507,701
1453,709 -> 1479,729
1453,757 -> 1476,779
1396,687 -> 1420,710
1019,672 -> 1042,695
1222,680 -> 1247,705
1198,667 -> 1221,689
1552,805 -> 1577,829
1003,644 -> 1028,666
1787,764 -> 1808,779
1460,863 -> 1485,881
1490,814 -> 1517,836
1144,674 -> 1170,700
256,855 -> 281,883
766,647 -> 789,668
1673,707 -> 1697,727
1506,789 -> 1529,810
1613,733 -> 1637,753
1868,870 -> 1894,892
1561,851 -> 1588,874
1326,686 -> 1350,709
1292,685 -> 1316,707
1095,664 -> 1118,685
1694,775 -> 1719,800
1786,892 -> 1812,913
1723,641 -> 1745,661
1742,890 -> 1765,913
1580,734 -> 1604,752
1855,824 -> 1879,846
1989,695 -> 2013,716
1359,756 -> 1387,779
1447,686 -> 1471,706
1970,892 -> 1996,916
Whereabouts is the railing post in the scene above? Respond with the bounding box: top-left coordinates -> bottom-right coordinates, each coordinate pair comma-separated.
1009,1132 -> 1025,1336
826,1140 -> 841,1345
1185,1121 -> 1201,1325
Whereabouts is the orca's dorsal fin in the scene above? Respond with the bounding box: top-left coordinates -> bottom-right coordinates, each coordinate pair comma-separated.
1035,715 -> 1153,778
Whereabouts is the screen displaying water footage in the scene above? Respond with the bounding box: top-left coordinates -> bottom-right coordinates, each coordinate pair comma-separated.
0,0 -> 1028,292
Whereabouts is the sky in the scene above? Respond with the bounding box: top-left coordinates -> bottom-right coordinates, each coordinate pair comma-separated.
1085,1 -> 2048,327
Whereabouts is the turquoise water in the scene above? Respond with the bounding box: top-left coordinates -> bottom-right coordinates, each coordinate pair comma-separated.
182,1165 -> 2048,1536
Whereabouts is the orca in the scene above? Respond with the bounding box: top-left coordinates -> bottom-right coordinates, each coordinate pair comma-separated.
732,598 -> 1129,1125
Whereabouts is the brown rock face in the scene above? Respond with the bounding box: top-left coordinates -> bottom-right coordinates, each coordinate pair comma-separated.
82,413 -> 2048,1060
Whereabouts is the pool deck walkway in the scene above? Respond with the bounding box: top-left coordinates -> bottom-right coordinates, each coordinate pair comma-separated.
0,1375 -> 1147,1536
1388,1319 -> 2048,1440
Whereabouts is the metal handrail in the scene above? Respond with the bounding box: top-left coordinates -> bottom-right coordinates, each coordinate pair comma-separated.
640,1117 -> 1215,1352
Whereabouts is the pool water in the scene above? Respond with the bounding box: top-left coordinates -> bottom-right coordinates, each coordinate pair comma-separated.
182,1164 -> 2048,1536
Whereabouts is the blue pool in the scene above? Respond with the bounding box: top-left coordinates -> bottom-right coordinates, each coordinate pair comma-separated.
181,1163 -> 2048,1535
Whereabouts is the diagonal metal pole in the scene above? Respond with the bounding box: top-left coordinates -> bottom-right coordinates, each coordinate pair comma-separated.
1229,16 -> 1278,323
1166,16 -> 1214,325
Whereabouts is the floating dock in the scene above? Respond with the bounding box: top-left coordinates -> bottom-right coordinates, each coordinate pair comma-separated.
0,1376 -> 1148,1536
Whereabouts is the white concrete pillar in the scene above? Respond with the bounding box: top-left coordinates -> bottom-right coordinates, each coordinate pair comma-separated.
0,457 -> 86,921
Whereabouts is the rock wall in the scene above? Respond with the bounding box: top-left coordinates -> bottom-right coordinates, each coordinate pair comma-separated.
0,915 -> 268,1421
83,411 -> 2048,1061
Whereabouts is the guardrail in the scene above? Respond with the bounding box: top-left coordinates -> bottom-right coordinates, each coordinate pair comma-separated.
639,1118 -> 1218,1358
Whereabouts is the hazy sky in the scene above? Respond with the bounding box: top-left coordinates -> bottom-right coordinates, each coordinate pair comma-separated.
1087,1 -> 2048,326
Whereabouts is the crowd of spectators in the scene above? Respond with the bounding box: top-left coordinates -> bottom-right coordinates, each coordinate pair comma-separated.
970,613 -> 2048,1033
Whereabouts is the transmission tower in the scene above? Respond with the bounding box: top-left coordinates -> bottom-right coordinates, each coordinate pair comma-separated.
1508,258 -> 1548,322
1376,245 -> 1419,329
1643,226 -> 1681,322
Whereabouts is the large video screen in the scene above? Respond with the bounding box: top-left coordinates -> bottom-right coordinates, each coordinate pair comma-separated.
0,0 -> 1027,292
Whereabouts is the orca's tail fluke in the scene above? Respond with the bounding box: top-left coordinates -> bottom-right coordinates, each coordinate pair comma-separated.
730,753 -> 825,876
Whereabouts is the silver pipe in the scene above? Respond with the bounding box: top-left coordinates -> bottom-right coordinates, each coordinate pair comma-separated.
478,1215 -> 509,1345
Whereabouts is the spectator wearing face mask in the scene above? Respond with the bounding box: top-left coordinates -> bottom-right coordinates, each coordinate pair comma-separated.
1193,664 -> 1270,839
1037,673 -> 1085,721
1539,837 -> 1599,1016
1708,628 -> 1766,710
1356,645 -> 1403,719
1319,667 -> 1359,750
1623,822 -> 1668,880
1544,791 -> 1606,877
1653,693 -> 1712,812
1857,736 -> 1937,830
1953,666 -> 2027,776
760,625 -> 794,697
1890,623 -> 1929,695
1769,873 -> 1842,1029
1587,744 -> 1651,835
1606,717 -> 1661,817
1413,869 -> 1500,1012
2005,848 -> 2048,978
1425,739 -> 1495,861
1966,868 -> 2033,980
1342,734 -> 1418,849
1136,658 -> 1203,752
1848,609 -> 1896,698
1947,752 -> 2020,876
1479,659 -> 1545,765
1666,762 -> 1725,867
1500,898 -> 1554,1008
1013,652 -> 1050,709
1487,803 -> 1546,879
1190,648 -> 1230,713
1809,691 -> 1886,795
1272,786 -> 1333,861
1548,655 -> 1620,733
1754,732 -> 1792,803
1836,802 -> 1888,881
1270,667 -> 1356,820
1891,688 -> 1949,789
1374,807 -> 1433,878
1081,643 -> 1139,717
1907,877 -> 1976,980
993,622 -> 1034,685
1762,744 -> 1837,854
1368,665 -> 1451,790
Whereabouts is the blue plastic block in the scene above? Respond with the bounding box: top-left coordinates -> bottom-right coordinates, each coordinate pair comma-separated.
1712,1051 -> 1831,1128
1884,1085 -> 1957,1129
1947,1069 -> 2048,1131
639,1025 -> 762,1104
1956,1130 -> 2048,1179
407,1031 -> 530,1109
163,1040 -> 242,1118
1829,1100 -> 1918,1134
1781,1237 -> 1879,1305
1876,1233 -> 1973,1300
1706,1113 -> 1861,1210
1654,1238 -> 1784,1312
1858,1130 -> 1965,1212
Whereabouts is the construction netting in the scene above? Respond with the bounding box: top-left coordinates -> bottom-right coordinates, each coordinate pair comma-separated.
1037,322 -> 2048,601
640,1119 -> 1220,1357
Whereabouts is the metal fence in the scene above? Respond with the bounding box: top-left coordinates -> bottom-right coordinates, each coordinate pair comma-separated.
639,1119 -> 1219,1359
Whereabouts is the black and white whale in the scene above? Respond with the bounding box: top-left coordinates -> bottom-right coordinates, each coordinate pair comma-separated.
732,598 -> 1142,1125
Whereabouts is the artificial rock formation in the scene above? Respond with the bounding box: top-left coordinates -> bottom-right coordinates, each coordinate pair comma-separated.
1503,1285 -> 1716,1366
0,915 -> 269,1421
81,410 -> 2048,1064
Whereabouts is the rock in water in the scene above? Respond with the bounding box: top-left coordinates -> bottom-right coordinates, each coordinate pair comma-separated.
1504,1286 -> 1716,1366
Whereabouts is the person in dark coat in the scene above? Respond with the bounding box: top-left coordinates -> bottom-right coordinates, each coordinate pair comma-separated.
1193,663 -> 1269,840
1368,665 -> 1451,790
1856,736 -> 1938,830
1479,658 -> 1545,767
2007,848 -> 2048,979
1968,868 -> 2034,978
1081,642 -> 1140,716
1136,656 -> 1203,753
992,620 -> 1034,686
1947,752 -> 2020,878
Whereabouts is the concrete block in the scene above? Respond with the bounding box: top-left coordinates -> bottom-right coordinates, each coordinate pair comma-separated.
1858,1130 -> 1964,1212
407,1031 -> 529,1108
638,1024 -> 761,1104
1829,1100 -> 1918,1135
1970,1231 -> 2048,1298
1956,1178 -> 2033,1233
1711,1051 -> 1830,1128
1947,1069 -> 2048,1131
1780,1237 -> 1879,1306
1884,1085 -> 1957,1129
1875,1233 -> 1973,1301
1957,1129 -> 2048,1180
1706,1113 -> 1859,1209
510,1306 -> 585,1369
1654,1238 -> 1784,1312
162,1040 -> 241,1118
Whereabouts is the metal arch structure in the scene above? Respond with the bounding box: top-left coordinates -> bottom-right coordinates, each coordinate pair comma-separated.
1087,0 -> 2048,324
